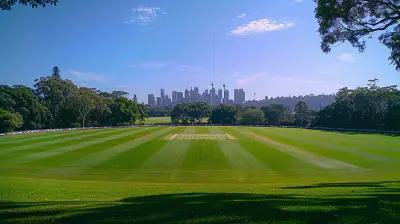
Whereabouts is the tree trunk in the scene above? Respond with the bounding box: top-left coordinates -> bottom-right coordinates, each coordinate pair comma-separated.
82,116 -> 85,128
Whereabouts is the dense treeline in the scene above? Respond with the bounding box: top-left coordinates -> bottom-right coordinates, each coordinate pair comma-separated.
313,80 -> 400,131
244,94 -> 335,110
171,80 -> 400,130
0,67 -> 147,132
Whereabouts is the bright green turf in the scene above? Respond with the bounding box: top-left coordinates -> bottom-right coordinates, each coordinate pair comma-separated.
1,126 -> 399,223
142,116 -> 172,124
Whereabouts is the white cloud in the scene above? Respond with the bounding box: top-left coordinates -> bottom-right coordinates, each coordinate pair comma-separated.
295,0 -> 303,2
68,70 -> 109,82
128,61 -> 173,68
230,19 -> 295,36
237,13 -> 246,18
236,74 -> 265,85
337,53 -> 356,63
175,65 -> 205,72
125,6 -> 165,25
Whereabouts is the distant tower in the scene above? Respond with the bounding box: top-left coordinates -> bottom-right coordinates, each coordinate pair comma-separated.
211,83 -> 214,105
254,93 -> 256,101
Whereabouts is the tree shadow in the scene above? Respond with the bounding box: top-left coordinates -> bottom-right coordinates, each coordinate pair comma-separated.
312,128 -> 400,137
1,181 -> 400,223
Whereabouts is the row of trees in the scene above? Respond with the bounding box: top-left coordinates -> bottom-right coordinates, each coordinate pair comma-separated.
0,67 -> 148,132
313,80 -> 400,130
170,101 -> 316,126
170,80 -> 400,130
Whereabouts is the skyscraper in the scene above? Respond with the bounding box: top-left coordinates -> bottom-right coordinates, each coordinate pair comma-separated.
194,87 -> 199,102
133,94 -> 138,103
156,97 -> 162,106
184,89 -> 190,101
223,89 -> 229,104
177,92 -> 184,102
148,94 -> 155,106
218,89 -> 223,104
239,89 -> 245,104
172,91 -> 177,103
234,89 -> 239,104
160,89 -> 165,106
189,87 -> 194,102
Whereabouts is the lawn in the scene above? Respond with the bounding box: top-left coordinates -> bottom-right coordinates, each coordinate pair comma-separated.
0,126 -> 399,223
142,116 -> 171,124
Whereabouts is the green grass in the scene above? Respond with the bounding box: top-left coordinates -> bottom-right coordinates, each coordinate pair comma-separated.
142,116 -> 171,124
0,126 -> 400,223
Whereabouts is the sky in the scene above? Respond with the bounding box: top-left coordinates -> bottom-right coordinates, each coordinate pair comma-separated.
0,0 -> 399,103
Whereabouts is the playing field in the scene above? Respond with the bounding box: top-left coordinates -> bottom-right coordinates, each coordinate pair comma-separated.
1,126 -> 399,223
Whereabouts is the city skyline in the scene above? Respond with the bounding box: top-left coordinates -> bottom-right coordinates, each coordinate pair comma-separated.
1,0 -> 398,104
146,85 -> 247,106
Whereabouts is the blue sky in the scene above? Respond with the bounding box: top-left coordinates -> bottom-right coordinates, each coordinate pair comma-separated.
1,0 -> 399,103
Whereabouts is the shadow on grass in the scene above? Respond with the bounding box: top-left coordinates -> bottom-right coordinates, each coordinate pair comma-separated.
1,181 -> 400,223
314,129 -> 400,137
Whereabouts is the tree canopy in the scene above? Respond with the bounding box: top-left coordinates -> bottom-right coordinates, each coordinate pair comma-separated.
0,0 -> 58,10
314,0 -> 400,70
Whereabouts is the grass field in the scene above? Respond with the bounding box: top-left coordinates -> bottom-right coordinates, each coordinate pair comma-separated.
142,117 -> 171,124
1,126 -> 400,223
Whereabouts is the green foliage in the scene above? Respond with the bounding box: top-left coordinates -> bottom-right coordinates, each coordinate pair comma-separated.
69,87 -> 99,128
209,104 -> 240,124
313,80 -> 400,130
0,108 -> 23,132
261,104 -> 293,125
52,66 -> 60,78
240,108 -> 264,125
34,75 -> 77,128
108,97 -> 139,125
314,0 -> 400,70
171,102 -> 211,124
294,101 -> 311,126
0,0 -> 58,10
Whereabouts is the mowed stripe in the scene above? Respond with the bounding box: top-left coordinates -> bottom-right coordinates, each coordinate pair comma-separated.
258,128 -> 394,163
8,128 -> 152,164
29,128 -> 162,166
0,128 -> 120,155
139,127 -> 192,170
209,127 -> 267,170
0,129 -> 100,146
275,128 -> 400,160
237,127 -> 359,170
65,128 -> 174,168
223,127 -> 318,173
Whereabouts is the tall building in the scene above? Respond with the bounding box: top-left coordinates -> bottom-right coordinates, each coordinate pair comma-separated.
217,89 -> 223,104
177,92 -> 184,102
223,89 -> 229,104
160,89 -> 165,106
239,89 -> 245,104
189,87 -> 194,102
164,95 -> 171,105
156,97 -> 162,106
184,89 -> 190,101
234,89 -> 239,104
133,94 -> 138,103
147,94 -> 155,106
172,91 -> 177,102
194,87 -> 200,102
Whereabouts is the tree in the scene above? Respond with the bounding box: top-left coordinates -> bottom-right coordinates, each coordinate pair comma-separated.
69,87 -> 99,128
314,0 -> 400,70
188,102 -> 212,124
294,101 -> 311,126
34,75 -> 77,128
209,104 -> 240,124
171,103 -> 190,124
108,97 -> 139,125
240,108 -> 264,125
261,104 -> 291,125
52,66 -> 60,78
0,109 -> 23,132
1,0 -> 58,10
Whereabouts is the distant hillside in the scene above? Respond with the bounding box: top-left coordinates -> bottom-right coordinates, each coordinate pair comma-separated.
244,94 -> 336,110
